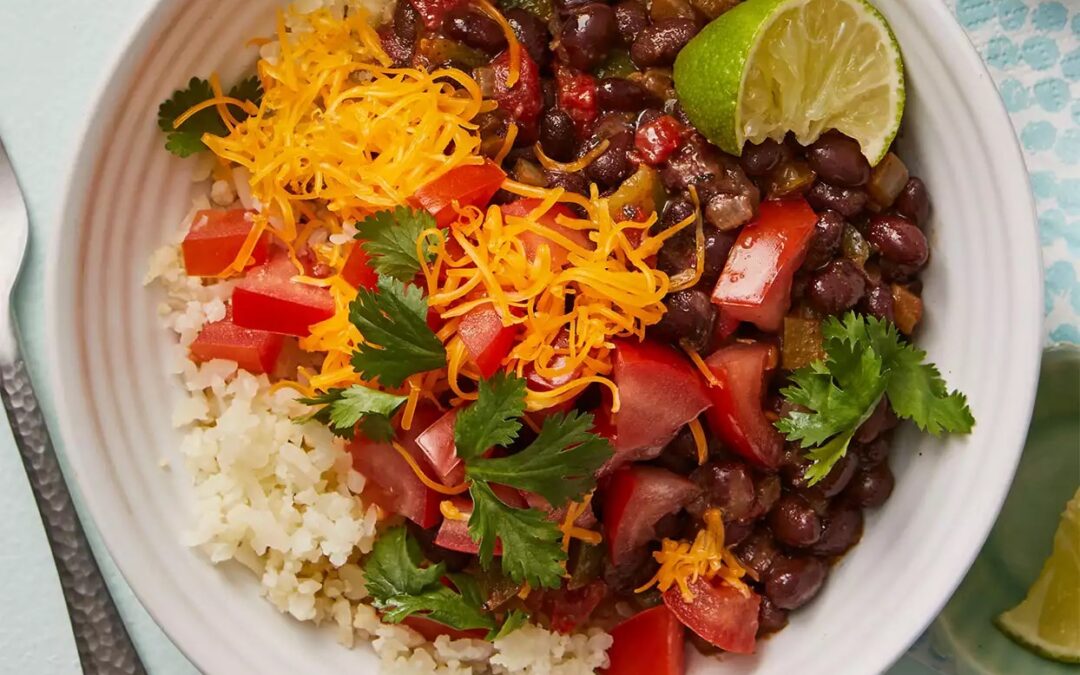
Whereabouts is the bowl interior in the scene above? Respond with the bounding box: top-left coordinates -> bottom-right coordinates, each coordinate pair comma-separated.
47,1 -> 1043,673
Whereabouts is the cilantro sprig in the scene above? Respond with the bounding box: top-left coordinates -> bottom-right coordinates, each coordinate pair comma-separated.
363,527 -> 525,638
157,76 -> 262,157
354,207 -> 443,282
298,385 -> 407,441
777,313 -> 975,485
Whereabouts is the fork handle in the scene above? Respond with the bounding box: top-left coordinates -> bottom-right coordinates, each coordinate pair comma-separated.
1,350 -> 146,674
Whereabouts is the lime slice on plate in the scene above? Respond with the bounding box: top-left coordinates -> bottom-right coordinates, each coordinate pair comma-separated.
673,0 -> 905,164
994,488 -> 1080,664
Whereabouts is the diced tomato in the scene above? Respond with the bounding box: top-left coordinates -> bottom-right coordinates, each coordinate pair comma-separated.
378,25 -> 414,65
341,241 -> 378,290
602,466 -> 698,565
545,581 -> 607,633
181,209 -> 268,277
458,304 -> 519,378
554,65 -> 598,138
348,437 -> 442,528
492,50 -> 543,138
413,160 -> 507,228
502,199 -> 591,269
427,307 -> 445,333
713,307 -> 741,344
608,339 -> 712,467
402,616 -> 487,642
189,313 -> 283,374
415,409 -> 465,486
232,253 -> 335,337
435,487 -> 527,554
407,0 -> 466,29
711,199 -> 818,332
704,342 -> 783,469
663,578 -> 760,655
603,606 -> 685,675
523,491 -> 597,529
634,115 -> 685,166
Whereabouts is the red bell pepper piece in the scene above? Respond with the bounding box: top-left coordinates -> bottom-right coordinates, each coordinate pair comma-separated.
458,304 -> 519,378
634,115 -> 685,166
340,241 -> 378,290
491,50 -> 543,138
602,466 -> 698,565
348,437 -> 442,528
413,160 -> 507,228
704,342 -> 783,469
414,409 -> 465,486
189,313 -> 283,375
181,209 -> 268,277
663,578 -> 760,655
711,199 -> 818,331
232,254 -> 335,337
554,65 -> 598,138
608,338 -> 712,467
603,605 -> 685,675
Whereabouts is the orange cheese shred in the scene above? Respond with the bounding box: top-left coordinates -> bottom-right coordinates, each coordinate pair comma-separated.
474,0 -> 521,87
683,342 -> 720,388
533,139 -> 611,173
688,417 -> 708,466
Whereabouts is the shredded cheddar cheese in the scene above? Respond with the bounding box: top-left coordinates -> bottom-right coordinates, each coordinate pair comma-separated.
440,500 -> 469,521
474,0 -> 521,87
687,417 -> 708,466
559,492 -> 602,550
391,442 -> 470,496
683,343 -> 720,388
533,139 -> 611,173
636,509 -> 752,602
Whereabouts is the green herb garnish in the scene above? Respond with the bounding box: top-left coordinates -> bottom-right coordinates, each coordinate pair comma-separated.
298,385 -> 408,441
353,207 -> 443,282
157,76 -> 262,157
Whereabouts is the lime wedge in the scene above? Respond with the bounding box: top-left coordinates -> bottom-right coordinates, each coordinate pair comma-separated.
673,0 -> 905,164
995,488 -> 1080,664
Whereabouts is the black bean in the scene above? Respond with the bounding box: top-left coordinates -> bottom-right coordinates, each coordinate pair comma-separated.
751,473 -> 782,520
559,4 -> 618,71
806,259 -> 867,315
652,289 -> 716,352
855,398 -> 899,444
545,170 -> 591,197
597,78 -> 658,111
866,214 -> 929,267
630,18 -> 698,68
660,194 -> 696,230
844,462 -> 895,508
879,258 -> 921,283
584,131 -> 635,186
765,556 -> 827,610
740,138 -> 788,177
735,528 -> 781,578
757,597 -> 790,636
690,460 -> 757,522
725,520 -> 754,548
810,505 -> 864,557
894,177 -> 930,226
700,226 -> 735,287
780,446 -> 813,490
854,438 -> 890,467
540,108 -> 578,162
654,510 -> 693,541
806,181 -> 869,218
393,0 -> 420,42
813,452 -> 858,498
768,494 -> 822,548
603,548 -> 659,595
655,425 -> 705,474
506,8 -> 551,67
861,284 -> 896,322
801,210 -> 845,271
613,0 -> 649,44
553,0 -> 595,15
443,6 -> 507,54
806,131 -> 870,187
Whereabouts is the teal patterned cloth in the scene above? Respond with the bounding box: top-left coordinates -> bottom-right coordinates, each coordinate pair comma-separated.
950,0 -> 1080,345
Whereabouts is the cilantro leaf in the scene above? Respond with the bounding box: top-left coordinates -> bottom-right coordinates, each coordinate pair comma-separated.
365,527 -> 498,633
298,385 -> 407,440
466,410 -> 612,505
355,207 -> 442,282
885,346 -> 975,435
467,481 -> 566,589
454,373 -> 527,462
493,609 -> 530,639
349,276 -> 447,388
157,76 -> 262,158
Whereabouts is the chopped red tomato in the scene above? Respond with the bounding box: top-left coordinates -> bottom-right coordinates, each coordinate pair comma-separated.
608,339 -> 712,467
458,304 -> 518,378
402,616 -> 487,642
340,241 -> 378,290
413,160 -> 507,228
492,50 -> 543,138
554,65 -> 598,138
634,115 -> 685,166
663,578 -> 760,655
407,0 -> 466,29
523,491 -> 597,529
545,581 -> 607,633
711,199 -> 818,331
378,25 -> 414,65
603,605 -> 685,675
501,199 -> 590,269
704,342 -> 783,469
189,314 -> 283,374
602,466 -> 698,565
414,409 -> 464,486
713,307 -> 741,344
435,488 -> 527,554
181,209 -> 268,277
232,254 -> 335,337
348,437 -> 441,528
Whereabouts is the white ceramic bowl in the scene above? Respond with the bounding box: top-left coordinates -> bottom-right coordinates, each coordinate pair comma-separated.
46,1 -> 1043,673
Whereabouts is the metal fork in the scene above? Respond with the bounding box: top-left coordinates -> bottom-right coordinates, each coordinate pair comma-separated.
0,137 -> 146,674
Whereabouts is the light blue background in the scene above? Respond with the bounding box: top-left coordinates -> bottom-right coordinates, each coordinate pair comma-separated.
0,1 -> 1074,673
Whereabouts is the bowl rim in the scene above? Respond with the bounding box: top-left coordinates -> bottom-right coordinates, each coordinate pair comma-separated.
43,0 -> 1044,673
